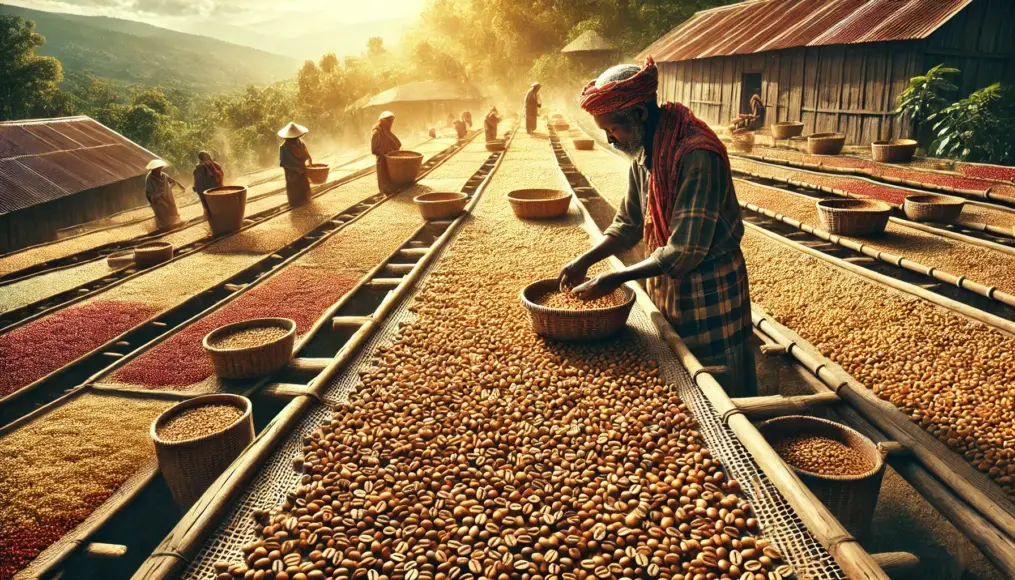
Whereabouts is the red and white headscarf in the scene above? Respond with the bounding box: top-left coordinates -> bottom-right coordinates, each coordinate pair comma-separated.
579,56 -> 660,116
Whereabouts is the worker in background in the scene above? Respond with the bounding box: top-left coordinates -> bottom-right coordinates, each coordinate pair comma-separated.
558,57 -> 756,398
372,111 -> 402,194
462,110 -> 473,128
278,122 -> 313,207
428,127 -> 437,138
484,107 -> 502,142
453,116 -> 468,140
192,151 -> 224,215
748,94 -> 766,130
145,159 -> 184,230
524,82 -> 542,134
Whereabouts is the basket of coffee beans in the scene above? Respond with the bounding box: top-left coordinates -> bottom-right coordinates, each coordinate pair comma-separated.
202,317 -> 296,379
520,278 -> 635,341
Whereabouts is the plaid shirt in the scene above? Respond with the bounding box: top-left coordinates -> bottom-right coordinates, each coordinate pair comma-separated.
604,149 -> 756,396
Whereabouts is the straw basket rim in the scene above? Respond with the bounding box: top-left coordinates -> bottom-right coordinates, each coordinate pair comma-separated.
150,393 -> 252,447
520,278 -> 636,317
202,317 -> 296,354
816,198 -> 892,213
204,185 -> 247,196
873,139 -> 918,147
808,132 -> 846,141
414,191 -> 468,204
904,193 -> 965,206
308,162 -> 330,169
507,189 -> 571,203
385,150 -> 423,160
759,414 -> 885,481
773,121 -> 804,128
136,241 -> 173,251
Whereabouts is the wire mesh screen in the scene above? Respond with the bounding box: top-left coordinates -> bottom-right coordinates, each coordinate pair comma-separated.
183,215 -> 846,580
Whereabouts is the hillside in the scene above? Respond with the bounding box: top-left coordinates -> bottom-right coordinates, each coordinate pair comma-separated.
0,4 -> 300,94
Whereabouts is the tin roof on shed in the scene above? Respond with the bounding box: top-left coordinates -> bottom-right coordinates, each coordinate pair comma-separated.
0,116 -> 156,215
639,0 -> 973,63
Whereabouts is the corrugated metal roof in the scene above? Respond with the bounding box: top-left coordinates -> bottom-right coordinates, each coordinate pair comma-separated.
640,0 -> 973,62
0,116 -> 157,214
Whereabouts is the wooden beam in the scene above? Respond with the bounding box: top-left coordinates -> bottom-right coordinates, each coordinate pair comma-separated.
285,358 -> 331,374
85,543 -> 127,559
732,392 -> 840,420
871,553 -> 919,576
802,106 -> 897,117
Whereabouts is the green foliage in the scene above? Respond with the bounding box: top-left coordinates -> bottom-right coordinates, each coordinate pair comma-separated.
0,15 -> 68,119
929,83 -> 1015,165
896,64 -> 959,128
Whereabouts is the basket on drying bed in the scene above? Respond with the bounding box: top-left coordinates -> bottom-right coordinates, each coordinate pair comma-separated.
808,132 -> 846,155
759,415 -> 886,539
151,393 -> 254,508
730,130 -> 755,154
203,185 -> 247,235
414,192 -> 468,221
202,317 -> 296,379
134,241 -> 174,267
553,120 -> 570,131
816,199 -> 892,236
871,139 -> 918,163
507,189 -> 571,219
904,194 -> 965,222
486,139 -> 506,152
520,278 -> 636,341
385,151 -> 424,186
306,163 -> 331,184
771,122 -> 804,140
106,250 -> 135,269
572,137 -> 595,150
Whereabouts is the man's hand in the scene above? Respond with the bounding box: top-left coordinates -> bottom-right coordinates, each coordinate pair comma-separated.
572,272 -> 623,301
558,256 -> 591,291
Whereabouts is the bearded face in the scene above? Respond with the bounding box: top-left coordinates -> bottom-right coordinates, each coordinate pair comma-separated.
593,106 -> 648,158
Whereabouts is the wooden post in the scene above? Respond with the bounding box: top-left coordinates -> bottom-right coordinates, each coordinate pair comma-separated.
732,392 -> 840,420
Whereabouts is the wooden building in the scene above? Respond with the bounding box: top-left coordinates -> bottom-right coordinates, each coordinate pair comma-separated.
639,0 -> 1015,144
0,116 -> 155,253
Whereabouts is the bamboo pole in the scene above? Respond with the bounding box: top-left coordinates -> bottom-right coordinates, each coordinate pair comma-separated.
731,392 -> 840,420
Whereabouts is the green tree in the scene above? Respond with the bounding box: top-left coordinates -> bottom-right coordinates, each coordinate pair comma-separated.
929,83 -> 1015,164
0,15 -> 70,120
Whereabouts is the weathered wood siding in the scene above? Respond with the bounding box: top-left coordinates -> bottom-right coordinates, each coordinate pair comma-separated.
654,0 -> 1014,145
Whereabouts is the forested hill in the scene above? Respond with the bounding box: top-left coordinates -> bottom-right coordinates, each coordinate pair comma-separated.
0,4 -> 300,94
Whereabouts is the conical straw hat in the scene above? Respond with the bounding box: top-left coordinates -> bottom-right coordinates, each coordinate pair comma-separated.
146,159 -> 169,171
277,122 -> 309,139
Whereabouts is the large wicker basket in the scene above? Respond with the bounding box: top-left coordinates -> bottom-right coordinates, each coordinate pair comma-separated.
507,189 -> 571,219
730,130 -> 755,154
202,317 -> 296,379
573,138 -> 595,151
134,241 -> 174,267
203,185 -> 247,235
816,199 -> 892,236
486,139 -> 506,152
106,250 -> 135,269
903,194 -> 965,222
759,415 -> 885,539
771,122 -> 804,140
385,151 -> 424,186
871,139 -> 918,163
306,163 -> 331,184
414,191 -> 468,221
808,132 -> 846,155
520,278 -> 635,341
151,394 -> 254,509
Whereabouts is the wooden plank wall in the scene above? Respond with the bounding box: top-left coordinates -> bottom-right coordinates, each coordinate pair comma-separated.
653,0 -> 1014,145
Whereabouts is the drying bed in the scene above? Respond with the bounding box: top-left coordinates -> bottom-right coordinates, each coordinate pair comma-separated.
103,138 -> 496,393
742,228 -> 1015,499
181,132 -> 843,580
559,129 -> 630,209
735,180 -> 1015,297
0,140 -> 456,400
0,392 -> 173,580
0,260 -> 117,315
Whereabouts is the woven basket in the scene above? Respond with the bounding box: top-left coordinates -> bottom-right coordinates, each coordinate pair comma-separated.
306,163 -> 331,184
759,415 -> 885,539
730,130 -> 755,154
203,185 -> 247,235
106,250 -> 135,269
485,139 -> 506,152
414,192 -> 468,221
573,138 -> 595,150
871,139 -> 918,163
202,317 -> 296,379
520,279 -> 635,341
151,394 -> 254,509
771,122 -> 804,140
816,199 -> 892,236
808,132 -> 846,155
385,151 -> 424,186
134,241 -> 174,267
553,121 -> 570,131
903,194 -> 965,222
507,189 -> 571,219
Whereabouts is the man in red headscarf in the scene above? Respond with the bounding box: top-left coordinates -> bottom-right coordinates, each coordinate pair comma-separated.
558,57 -> 756,397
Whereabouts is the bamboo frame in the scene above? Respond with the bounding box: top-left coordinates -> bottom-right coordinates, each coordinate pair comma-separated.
128,126 -> 519,580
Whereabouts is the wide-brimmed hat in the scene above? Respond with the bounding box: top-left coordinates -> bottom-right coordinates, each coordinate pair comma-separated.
146,159 -> 169,171
378,111 -> 395,120
277,122 -> 309,139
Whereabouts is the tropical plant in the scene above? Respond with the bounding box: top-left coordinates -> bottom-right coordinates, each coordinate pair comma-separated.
929,83 -> 1015,164
0,15 -> 69,120
896,64 -> 959,133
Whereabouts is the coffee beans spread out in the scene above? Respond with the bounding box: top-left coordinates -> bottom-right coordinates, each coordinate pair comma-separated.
535,288 -> 626,311
157,404 -> 244,442
211,325 -> 290,350
772,435 -> 873,477
219,132 -> 788,580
